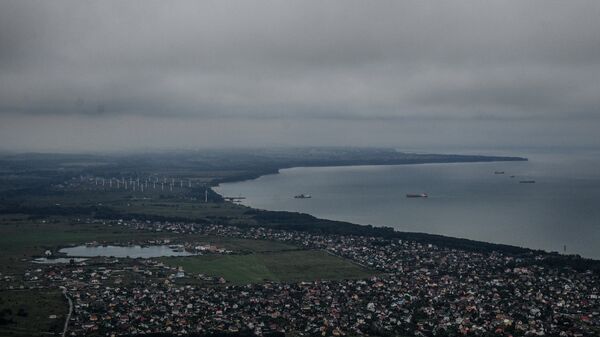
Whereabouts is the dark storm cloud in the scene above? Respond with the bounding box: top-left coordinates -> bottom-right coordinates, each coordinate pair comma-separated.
0,1 -> 599,151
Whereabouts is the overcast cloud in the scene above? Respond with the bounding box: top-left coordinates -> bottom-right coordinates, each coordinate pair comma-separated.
0,1 -> 599,152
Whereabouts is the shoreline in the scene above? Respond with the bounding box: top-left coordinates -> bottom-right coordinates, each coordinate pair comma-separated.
211,155 -> 527,186
213,159 -> 600,265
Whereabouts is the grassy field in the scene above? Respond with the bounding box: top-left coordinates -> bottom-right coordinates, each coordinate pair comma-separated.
0,289 -> 66,337
199,236 -> 298,253
0,219 -> 297,274
0,221 -> 297,255
162,250 -> 374,284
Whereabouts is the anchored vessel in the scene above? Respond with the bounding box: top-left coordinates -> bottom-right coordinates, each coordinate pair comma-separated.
406,193 -> 428,198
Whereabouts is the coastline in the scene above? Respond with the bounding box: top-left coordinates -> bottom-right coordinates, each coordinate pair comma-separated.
215,196 -> 600,272
212,156 -> 532,252
211,154 -> 527,186
213,158 -> 600,270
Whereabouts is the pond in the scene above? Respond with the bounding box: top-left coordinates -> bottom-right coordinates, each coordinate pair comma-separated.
59,245 -> 196,258
33,257 -> 88,264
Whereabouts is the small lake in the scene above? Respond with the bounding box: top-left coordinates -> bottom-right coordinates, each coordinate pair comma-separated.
33,257 -> 88,264
59,245 -> 195,258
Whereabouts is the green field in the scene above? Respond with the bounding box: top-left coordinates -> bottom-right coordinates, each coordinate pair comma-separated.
0,220 -> 297,274
0,289 -> 66,337
162,250 -> 374,284
200,236 -> 298,253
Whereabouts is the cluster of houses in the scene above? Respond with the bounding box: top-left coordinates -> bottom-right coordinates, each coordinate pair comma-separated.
11,219 -> 600,336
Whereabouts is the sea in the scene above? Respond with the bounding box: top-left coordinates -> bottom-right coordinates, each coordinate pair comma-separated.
215,148 -> 600,259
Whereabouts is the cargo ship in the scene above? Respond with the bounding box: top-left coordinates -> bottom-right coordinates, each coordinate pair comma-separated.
294,194 -> 312,199
519,180 -> 536,184
406,193 -> 428,198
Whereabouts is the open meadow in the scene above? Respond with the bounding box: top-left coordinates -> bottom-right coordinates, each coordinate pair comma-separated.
162,250 -> 373,284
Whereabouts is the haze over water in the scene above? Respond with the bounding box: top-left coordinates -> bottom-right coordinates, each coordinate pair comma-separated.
217,149 -> 600,259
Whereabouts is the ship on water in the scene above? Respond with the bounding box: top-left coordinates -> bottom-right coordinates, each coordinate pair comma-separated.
406,193 -> 428,198
294,194 -> 312,199
519,180 -> 536,184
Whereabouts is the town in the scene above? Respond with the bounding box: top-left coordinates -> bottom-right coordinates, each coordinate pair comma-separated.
4,1 -> 600,336
7,219 -> 599,337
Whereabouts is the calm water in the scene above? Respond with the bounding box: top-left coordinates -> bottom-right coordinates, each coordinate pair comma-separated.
216,150 -> 600,259
33,257 -> 88,264
59,245 -> 195,258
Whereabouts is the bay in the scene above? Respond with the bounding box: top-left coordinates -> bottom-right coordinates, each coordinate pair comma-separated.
216,150 -> 600,259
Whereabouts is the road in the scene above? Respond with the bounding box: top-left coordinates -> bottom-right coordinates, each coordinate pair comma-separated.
61,288 -> 73,337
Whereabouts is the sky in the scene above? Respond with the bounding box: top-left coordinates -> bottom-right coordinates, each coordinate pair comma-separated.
0,1 -> 599,153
